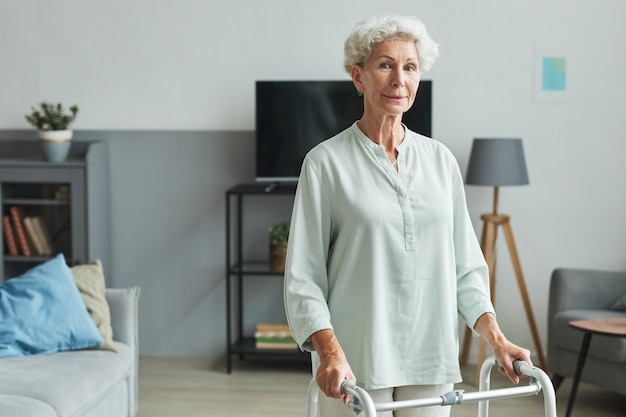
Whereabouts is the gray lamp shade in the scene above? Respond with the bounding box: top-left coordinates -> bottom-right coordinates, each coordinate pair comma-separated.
465,138 -> 529,186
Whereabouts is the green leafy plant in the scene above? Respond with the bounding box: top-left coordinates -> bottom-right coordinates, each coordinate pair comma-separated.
25,102 -> 79,131
269,222 -> 289,244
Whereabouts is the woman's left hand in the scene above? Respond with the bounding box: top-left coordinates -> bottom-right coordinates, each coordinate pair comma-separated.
474,312 -> 532,384
490,338 -> 532,384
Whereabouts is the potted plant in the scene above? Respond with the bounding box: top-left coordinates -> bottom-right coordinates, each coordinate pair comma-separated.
25,102 -> 79,162
268,222 -> 289,272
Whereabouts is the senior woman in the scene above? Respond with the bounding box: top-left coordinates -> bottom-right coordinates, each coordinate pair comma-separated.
283,15 -> 531,417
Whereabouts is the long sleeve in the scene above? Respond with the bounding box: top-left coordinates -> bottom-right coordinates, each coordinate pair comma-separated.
450,158 -> 495,332
283,156 -> 333,351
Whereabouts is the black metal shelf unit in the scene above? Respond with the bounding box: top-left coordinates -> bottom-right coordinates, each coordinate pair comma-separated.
225,182 -> 309,372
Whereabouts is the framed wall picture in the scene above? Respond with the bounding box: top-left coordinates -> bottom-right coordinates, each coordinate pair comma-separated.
533,45 -> 570,103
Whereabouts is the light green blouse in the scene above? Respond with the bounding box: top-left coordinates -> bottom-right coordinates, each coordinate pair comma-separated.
284,123 -> 494,389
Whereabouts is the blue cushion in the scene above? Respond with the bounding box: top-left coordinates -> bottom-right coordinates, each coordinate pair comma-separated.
0,254 -> 103,358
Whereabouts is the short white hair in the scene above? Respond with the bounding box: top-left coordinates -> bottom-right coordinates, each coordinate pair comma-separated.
343,15 -> 440,74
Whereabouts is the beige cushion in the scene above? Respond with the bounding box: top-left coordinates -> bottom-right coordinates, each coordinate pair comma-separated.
70,260 -> 117,352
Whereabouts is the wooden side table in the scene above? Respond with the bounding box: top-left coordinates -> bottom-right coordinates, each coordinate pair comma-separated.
565,317 -> 626,417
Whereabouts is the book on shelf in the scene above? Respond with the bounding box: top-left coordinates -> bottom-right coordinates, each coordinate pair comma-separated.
256,323 -> 291,333
255,323 -> 299,350
255,340 -> 300,350
23,216 -> 54,257
9,206 -> 31,256
26,216 -> 54,256
35,216 -> 54,256
23,217 -> 43,256
2,215 -> 18,256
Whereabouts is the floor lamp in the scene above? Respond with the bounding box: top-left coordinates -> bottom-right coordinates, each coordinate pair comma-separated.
460,138 -> 547,380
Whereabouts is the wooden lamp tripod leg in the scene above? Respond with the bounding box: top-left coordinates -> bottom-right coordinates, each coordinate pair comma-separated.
461,215 -> 548,381
459,187 -> 546,379
501,219 -> 547,370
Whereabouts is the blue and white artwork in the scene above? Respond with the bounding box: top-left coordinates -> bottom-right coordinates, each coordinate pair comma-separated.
542,57 -> 566,91
534,46 -> 570,103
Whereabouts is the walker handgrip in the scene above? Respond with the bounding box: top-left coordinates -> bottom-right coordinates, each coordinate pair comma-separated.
513,360 -> 526,376
495,359 -> 529,376
340,380 -> 356,396
340,380 -> 378,417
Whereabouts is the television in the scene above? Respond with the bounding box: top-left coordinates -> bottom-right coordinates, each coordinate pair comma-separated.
255,80 -> 432,182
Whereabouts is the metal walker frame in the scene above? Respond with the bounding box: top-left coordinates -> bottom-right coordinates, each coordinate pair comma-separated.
306,356 -> 557,417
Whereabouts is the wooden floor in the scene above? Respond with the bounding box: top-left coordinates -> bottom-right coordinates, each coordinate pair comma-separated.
137,356 -> 626,417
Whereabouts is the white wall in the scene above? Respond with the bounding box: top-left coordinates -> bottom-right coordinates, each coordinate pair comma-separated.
2,0 -> 625,363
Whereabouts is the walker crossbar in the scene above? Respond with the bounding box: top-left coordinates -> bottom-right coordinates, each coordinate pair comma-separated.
306,356 -> 557,417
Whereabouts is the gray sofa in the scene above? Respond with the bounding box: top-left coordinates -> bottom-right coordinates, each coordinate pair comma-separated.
548,268 -> 626,395
0,287 -> 140,417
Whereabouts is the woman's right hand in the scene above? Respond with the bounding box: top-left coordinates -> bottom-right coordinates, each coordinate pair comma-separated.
311,329 -> 356,403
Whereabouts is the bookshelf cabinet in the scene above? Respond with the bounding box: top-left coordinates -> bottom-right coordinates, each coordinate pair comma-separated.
0,140 -> 110,282
225,183 -> 309,372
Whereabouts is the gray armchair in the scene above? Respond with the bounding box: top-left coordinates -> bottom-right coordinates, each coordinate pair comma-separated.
548,268 -> 626,395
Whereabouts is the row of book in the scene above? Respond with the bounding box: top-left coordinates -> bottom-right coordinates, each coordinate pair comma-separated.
2,206 -> 54,257
255,323 -> 298,350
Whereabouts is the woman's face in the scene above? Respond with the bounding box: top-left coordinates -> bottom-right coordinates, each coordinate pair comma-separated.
352,39 -> 421,120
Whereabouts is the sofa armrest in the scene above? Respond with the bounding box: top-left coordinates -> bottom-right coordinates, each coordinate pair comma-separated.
106,287 -> 140,417
549,268 -> 626,320
106,287 -> 140,349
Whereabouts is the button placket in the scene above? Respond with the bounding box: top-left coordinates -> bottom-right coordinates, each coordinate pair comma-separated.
394,179 -> 415,252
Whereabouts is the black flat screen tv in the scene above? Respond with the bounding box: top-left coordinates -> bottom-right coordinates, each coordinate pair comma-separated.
255,80 -> 432,182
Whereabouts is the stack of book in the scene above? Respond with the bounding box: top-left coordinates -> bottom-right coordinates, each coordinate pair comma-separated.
255,323 -> 298,350
2,206 -> 54,257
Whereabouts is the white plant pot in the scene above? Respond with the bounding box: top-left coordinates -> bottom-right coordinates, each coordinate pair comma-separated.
38,130 -> 73,162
